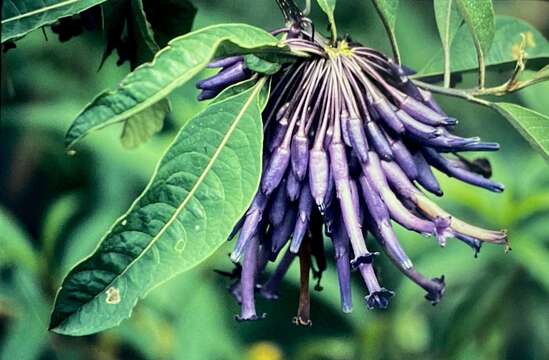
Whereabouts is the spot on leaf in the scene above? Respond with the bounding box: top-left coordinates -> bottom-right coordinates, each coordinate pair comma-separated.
174,239 -> 186,253
105,287 -> 121,304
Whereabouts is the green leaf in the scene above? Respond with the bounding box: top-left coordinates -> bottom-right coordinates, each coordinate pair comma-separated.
418,16 -> 549,77
316,0 -> 337,40
433,0 -> 463,86
1,0 -> 107,42
455,0 -> 495,86
370,0 -> 400,63
494,103 -> 549,161
0,206 -> 37,272
49,79 -> 266,336
120,98 -> 170,149
65,23 -> 287,149
244,54 -> 281,75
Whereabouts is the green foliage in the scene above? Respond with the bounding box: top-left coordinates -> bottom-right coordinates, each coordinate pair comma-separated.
495,103 -> 549,162
455,0 -> 495,86
433,0 -> 463,85
49,80 -> 266,335
1,0 -> 107,42
1,0 -> 548,358
419,16 -> 549,77
64,23 -> 286,149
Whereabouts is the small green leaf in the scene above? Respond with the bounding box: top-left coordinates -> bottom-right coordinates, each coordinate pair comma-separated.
49,79 -> 266,336
65,23 -> 287,149
418,16 -> 549,78
316,0 -> 337,40
0,206 -> 37,272
495,103 -> 549,161
1,0 -> 107,42
120,99 -> 170,149
370,0 -> 400,63
244,54 -> 281,75
433,0 -> 463,86
455,0 -> 495,86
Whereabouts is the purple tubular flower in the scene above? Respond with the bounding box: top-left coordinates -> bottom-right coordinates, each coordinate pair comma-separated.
380,160 -> 508,246
363,153 -> 452,243
417,88 -> 445,115
260,249 -> 296,300
366,216 -> 444,304
268,109 -> 290,153
270,205 -> 298,256
371,97 -> 405,134
422,147 -> 504,192
454,233 -> 483,256
291,131 -> 310,180
309,148 -> 330,209
328,213 -> 353,312
197,89 -> 220,101
359,262 -> 394,310
349,179 -> 361,222
207,55 -> 243,68
290,183 -> 314,253
389,139 -> 419,180
235,234 -> 262,321
359,174 -> 413,269
286,170 -> 302,201
341,109 -> 352,146
197,61 -> 249,90
261,146 -> 291,195
412,151 -> 443,196
348,117 -> 369,163
231,193 -> 268,262
396,109 -> 440,139
398,95 -> 457,126
329,142 -> 375,264
200,29 -> 509,323
269,181 -> 289,227
366,121 -> 393,160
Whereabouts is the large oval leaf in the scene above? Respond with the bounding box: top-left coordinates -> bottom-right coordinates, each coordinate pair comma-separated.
1,0 -> 107,42
370,0 -> 400,63
65,23 -> 287,149
417,16 -> 549,78
49,80 -> 266,335
494,103 -> 549,162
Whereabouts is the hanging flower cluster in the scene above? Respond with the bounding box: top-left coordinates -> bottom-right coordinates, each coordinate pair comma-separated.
196,24 -> 508,325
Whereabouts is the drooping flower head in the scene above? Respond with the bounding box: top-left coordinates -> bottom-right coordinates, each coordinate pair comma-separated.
197,6 -> 508,325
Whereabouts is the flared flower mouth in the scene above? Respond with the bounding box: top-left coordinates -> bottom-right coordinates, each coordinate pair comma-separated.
199,18 -> 508,324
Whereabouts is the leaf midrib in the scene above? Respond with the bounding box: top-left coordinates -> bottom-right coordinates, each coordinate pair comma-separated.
3,0 -> 81,24
57,79 -> 265,329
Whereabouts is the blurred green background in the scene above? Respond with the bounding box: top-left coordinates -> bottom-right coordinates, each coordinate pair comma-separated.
1,1 -> 548,359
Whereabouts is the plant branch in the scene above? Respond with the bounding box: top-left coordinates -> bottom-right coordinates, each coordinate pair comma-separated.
412,80 -> 492,107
